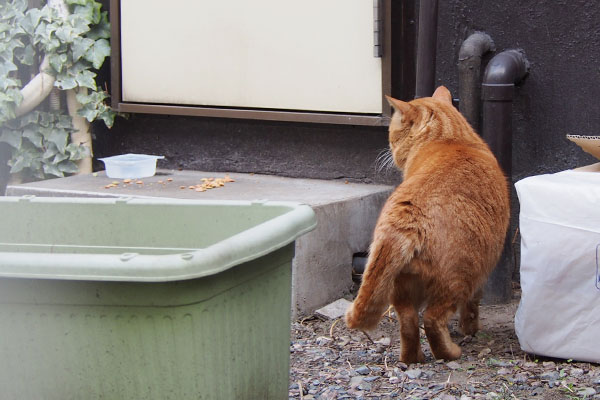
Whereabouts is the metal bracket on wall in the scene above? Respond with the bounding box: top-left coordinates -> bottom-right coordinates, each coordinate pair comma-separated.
373,0 -> 383,57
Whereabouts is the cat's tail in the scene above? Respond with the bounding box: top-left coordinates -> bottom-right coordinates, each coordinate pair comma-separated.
345,232 -> 419,331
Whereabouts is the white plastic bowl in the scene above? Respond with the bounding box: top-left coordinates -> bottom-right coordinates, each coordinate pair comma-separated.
98,154 -> 164,179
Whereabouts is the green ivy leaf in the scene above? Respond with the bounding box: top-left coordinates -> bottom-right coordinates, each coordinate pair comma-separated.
22,126 -> 43,148
14,43 -> 35,65
57,160 -> 79,173
56,114 -> 73,130
55,74 -> 77,90
55,24 -> 76,44
0,60 -> 18,75
66,142 -> 88,160
5,88 -> 23,105
67,14 -> 90,36
39,112 -> 55,128
77,103 -> 98,122
74,69 -> 96,90
49,52 -> 68,74
65,0 -> 91,6
52,151 -> 69,164
43,162 -> 63,177
0,76 -> 21,92
19,8 -> 41,36
46,127 -> 69,154
86,11 -> 110,40
72,36 -> 94,62
17,111 -> 40,128
99,109 -> 115,128
0,128 -> 22,148
42,142 -> 58,159
10,151 -> 31,173
12,0 -> 28,14
84,38 -> 109,69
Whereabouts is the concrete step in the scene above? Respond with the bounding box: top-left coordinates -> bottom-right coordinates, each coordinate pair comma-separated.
7,170 -> 393,318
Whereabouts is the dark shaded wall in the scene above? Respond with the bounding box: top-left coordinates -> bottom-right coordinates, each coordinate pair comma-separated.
435,0 -> 600,181
94,116 -> 401,184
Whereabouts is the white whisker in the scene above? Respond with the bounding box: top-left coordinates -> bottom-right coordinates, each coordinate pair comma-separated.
374,148 -> 395,175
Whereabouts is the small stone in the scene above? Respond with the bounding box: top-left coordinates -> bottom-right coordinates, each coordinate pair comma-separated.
406,368 -> 422,379
355,366 -> 370,375
363,376 -> 379,382
396,362 -> 408,371
497,368 -> 511,375
478,348 -> 491,358
438,395 -> 457,400
485,392 -> 499,399
531,387 -> 545,396
542,361 -> 556,369
389,376 -> 400,384
540,371 -> 559,381
512,372 -> 529,383
349,376 -> 364,388
319,388 -> 338,400
570,367 -> 584,377
447,361 -> 462,370
316,336 -> 333,346
488,359 -> 510,367
375,337 -> 391,346
357,382 -> 372,391
459,396 -> 473,400
524,362 -> 538,368
577,388 -> 596,397
315,298 -> 353,320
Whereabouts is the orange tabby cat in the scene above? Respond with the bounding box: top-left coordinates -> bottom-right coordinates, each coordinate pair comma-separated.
345,86 -> 509,363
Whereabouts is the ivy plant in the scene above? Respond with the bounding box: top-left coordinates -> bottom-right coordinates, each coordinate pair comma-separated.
0,0 -> 114,180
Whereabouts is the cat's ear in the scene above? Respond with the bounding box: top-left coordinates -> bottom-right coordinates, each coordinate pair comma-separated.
385,95 -> 412,114
432,86 -> 452,104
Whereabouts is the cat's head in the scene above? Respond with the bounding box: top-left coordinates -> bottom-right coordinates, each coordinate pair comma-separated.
385,86 -> 453,170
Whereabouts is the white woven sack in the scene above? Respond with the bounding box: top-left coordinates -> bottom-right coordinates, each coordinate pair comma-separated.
515,169 -> 600,363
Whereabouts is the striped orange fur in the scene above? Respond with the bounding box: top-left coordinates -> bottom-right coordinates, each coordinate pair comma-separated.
345,86 -> 510,363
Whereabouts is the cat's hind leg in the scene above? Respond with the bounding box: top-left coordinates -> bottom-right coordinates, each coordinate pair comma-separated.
393,302 -> 425,364
392,273 -> 425,364
458,289 -> 482,336
423,300 -> 461,361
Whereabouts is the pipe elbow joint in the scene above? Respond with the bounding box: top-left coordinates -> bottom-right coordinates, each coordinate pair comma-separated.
458,32 -> 495,61
482,49 -> 530,100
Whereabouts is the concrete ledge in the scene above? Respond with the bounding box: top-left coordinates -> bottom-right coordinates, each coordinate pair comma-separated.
7,170 -> 394,317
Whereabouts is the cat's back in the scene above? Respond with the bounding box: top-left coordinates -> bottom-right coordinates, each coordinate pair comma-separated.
389,138 -> 509,266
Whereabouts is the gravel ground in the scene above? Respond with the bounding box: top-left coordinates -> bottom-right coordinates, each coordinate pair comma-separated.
289,289 -> 600,400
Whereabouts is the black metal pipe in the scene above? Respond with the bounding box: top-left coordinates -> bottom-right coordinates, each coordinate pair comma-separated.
481,49 -> 529,178
415,0 -> 439,98
458,32 -> 495,133
481,49 -> 529,304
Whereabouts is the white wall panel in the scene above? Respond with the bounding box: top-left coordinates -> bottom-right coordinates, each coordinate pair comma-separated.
120,0 -> 382,113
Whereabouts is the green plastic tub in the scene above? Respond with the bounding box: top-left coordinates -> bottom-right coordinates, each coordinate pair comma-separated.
0,196 -> 316,400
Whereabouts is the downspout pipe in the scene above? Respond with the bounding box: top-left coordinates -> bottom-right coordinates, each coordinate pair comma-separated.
481,49 -> 529,178
481,49 -> 529,305
458,32 -> 495,133
415,0 -> 439,98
